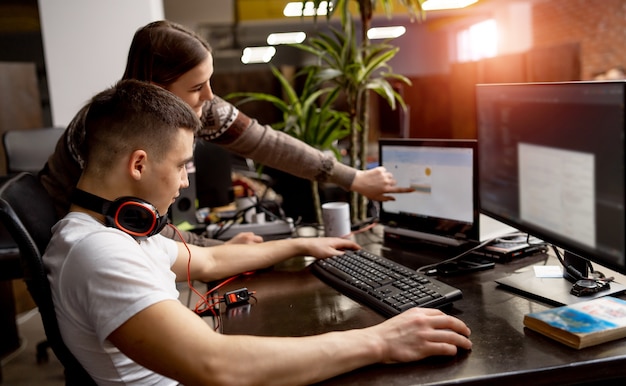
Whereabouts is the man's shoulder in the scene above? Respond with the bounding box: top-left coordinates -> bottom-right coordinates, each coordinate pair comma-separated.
51,212 -> 139,255
55,212 -> 111,239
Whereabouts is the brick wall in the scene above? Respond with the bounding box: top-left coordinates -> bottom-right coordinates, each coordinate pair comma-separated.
532,0 -> 626,80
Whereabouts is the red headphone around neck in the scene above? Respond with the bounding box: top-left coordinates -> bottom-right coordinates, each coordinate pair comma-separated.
70,188 -> 168,239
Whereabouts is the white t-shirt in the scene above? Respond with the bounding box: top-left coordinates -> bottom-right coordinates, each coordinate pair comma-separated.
44,212 -> 180,385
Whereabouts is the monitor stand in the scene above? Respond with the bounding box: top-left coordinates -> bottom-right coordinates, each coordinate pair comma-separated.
495,251 -> 626,306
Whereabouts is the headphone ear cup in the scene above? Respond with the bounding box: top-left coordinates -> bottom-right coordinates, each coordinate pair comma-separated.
106,198 -> 168,239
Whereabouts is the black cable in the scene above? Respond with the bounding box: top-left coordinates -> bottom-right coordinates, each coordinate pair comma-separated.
416,237 -> 495,274
256,201 -> 287,222
551,245 -> 613,283
210,196 -> 293,239
211,202 -> 256,239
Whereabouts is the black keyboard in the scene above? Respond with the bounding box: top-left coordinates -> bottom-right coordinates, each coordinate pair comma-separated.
311,249 -> 462,317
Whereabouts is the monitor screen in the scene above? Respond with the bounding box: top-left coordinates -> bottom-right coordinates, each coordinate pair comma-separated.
378,138 -> 479,246
477,81 -> 626,276
194,141 -> 235,210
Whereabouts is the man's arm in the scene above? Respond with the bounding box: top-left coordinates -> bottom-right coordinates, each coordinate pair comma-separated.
170,237 -> 360,282
108,298 -> 472,386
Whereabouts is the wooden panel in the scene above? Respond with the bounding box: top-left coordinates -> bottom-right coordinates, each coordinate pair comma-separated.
449,60 -> 479,139
526,42 -> 581,82
374,81 -> 409,140
404,75 -> 452,139
477,53 -> 527,84
212,68 -> 282,126
0,61 -> 43,174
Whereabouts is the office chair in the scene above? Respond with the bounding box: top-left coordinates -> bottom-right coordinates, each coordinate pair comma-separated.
1,127 -> 63,279
0,127 -> 66,368
2,127 -> 65,174
0,222 -> 21,360
0,172 -> 96,385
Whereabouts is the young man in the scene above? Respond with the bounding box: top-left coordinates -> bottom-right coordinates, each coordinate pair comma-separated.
44,79 -> 472,385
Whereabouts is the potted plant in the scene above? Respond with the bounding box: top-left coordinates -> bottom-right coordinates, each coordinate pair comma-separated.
230,0 -> 425,224
227,65 -> 351,224
295,19 -> 410,221
297,0 -> 426,221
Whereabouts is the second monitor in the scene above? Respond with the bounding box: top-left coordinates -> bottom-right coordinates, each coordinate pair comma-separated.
477,80 -> 626,304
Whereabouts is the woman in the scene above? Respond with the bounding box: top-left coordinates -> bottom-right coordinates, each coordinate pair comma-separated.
39,20 -> 412,246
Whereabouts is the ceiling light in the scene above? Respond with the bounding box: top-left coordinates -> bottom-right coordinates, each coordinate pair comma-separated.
283,1 -> 331,17
367,26 -> 406,40
267,32 -> 307,45
241,46 -> 277,64
422,0 -> 479,11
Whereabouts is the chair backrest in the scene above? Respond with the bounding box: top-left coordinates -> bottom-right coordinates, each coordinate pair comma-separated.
0,172 -> 95,385
2,127 -> 65,174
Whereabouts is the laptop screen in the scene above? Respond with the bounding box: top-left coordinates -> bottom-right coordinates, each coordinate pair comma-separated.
378,138 -> 479,246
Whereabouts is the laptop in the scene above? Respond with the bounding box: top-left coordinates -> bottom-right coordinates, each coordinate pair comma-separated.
378,138 -> 514,247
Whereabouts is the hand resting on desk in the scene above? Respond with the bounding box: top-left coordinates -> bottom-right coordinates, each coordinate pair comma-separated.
306,237 -> 362,259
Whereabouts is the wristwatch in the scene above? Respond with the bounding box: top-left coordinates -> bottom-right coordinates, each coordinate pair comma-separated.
570,279 -> 610,297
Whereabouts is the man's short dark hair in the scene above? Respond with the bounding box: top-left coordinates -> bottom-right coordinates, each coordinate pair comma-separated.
81,79 -> 201,172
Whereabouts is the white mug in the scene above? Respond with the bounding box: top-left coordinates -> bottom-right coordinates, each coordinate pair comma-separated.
322,202 -> 351,238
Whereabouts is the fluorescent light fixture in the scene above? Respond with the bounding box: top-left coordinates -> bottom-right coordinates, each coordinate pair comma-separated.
267,32 -> 307,45
283,1 -> 331,17
241,46 -> 277,64
422,0 -> 479,11
367,26 -> 406,40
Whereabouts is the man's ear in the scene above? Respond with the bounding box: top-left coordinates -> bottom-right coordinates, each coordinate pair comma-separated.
129,149 -> 148,181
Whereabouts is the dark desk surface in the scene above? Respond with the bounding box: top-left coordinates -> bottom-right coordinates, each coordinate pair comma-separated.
217,230 -> 626,385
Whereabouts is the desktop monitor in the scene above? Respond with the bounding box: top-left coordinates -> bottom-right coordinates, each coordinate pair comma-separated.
477,81 -> 626,303
378,138 -> 479,246
193,141 -> 235,210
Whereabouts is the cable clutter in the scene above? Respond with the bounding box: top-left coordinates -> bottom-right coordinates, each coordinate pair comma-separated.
187,275 -> 258,331
204,178 -> 296,240
169,225 -> 257,330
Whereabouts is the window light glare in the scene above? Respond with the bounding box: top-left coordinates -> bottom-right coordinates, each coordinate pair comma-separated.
241,46 -> 277,64
267,32 -> 306,45
457,19 -> 497,62
367,26 -> 406,40
283,1 -> 331,17
423,0 -> 479,11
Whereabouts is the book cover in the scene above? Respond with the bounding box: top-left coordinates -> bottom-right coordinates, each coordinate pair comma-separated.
523,296 -> 626,349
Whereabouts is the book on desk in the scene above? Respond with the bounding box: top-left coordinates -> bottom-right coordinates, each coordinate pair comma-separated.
523,296 -> 626,349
